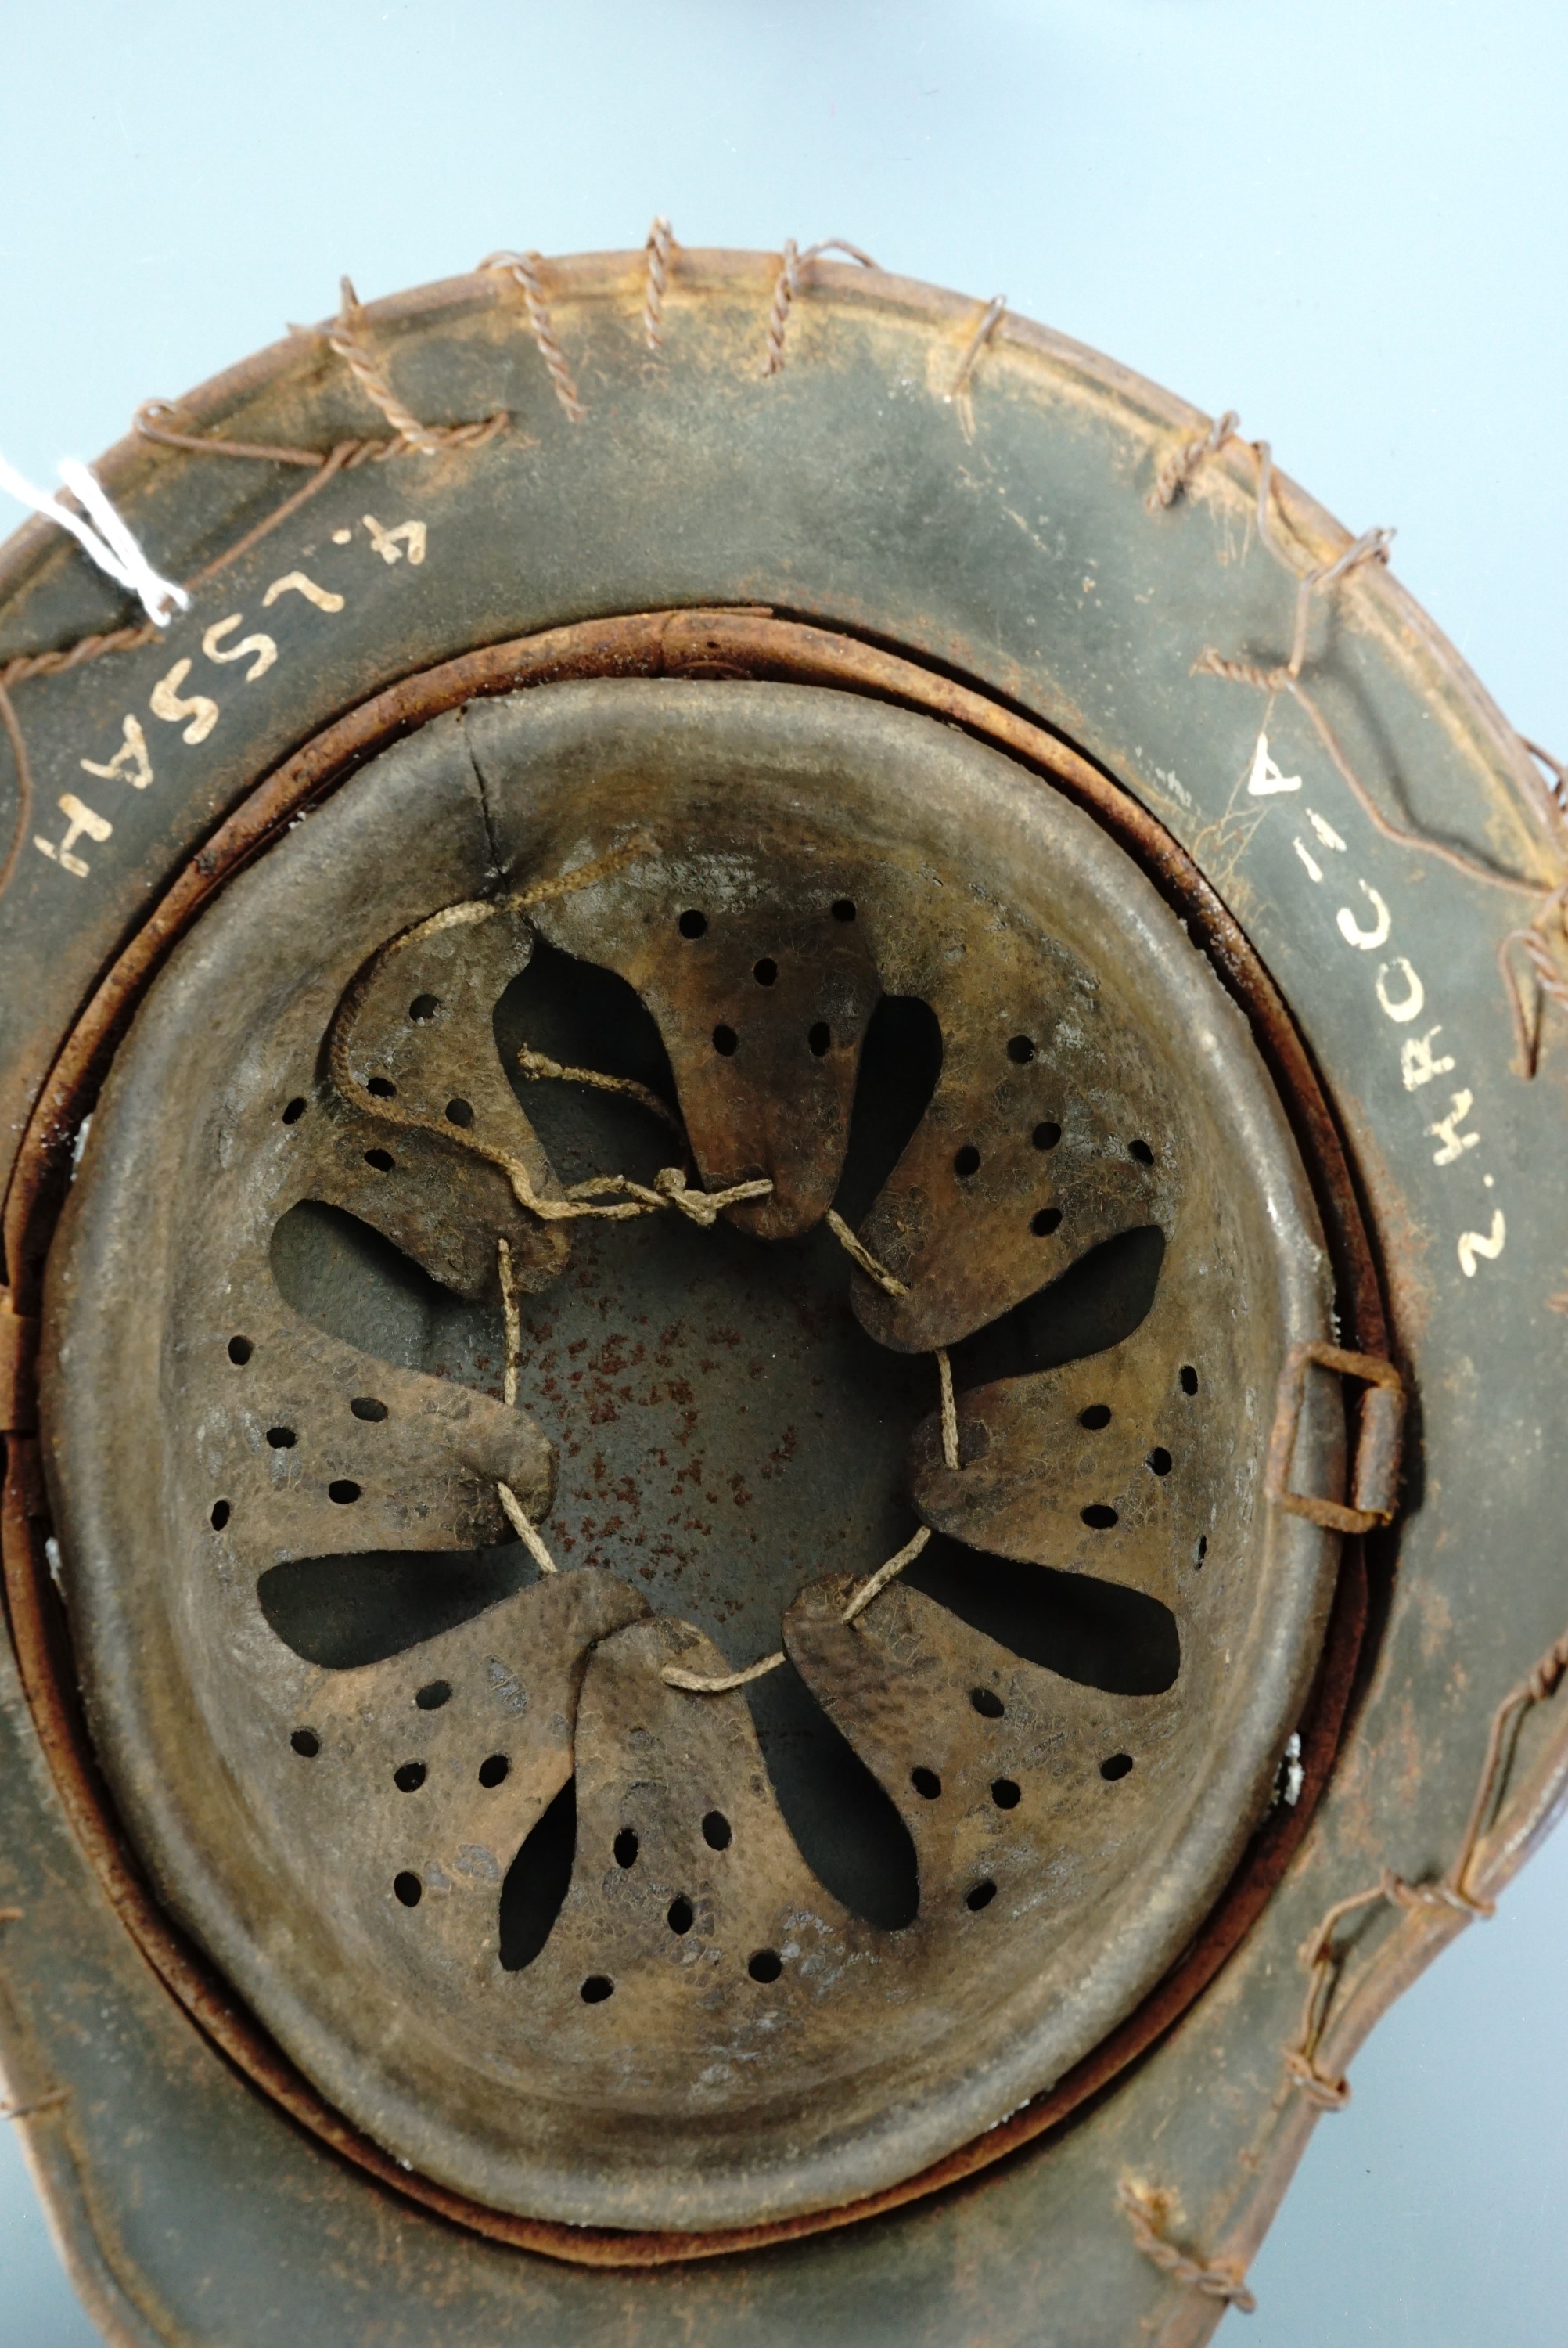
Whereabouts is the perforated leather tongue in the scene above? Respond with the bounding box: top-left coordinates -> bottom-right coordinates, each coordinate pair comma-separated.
908,1237 -> 1225,1611
535,823 -> 883,1240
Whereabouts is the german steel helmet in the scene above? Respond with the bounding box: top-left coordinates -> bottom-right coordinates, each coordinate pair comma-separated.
1,238 -> 1564,2346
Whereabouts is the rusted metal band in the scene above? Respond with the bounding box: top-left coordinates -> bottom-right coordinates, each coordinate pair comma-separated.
0,1298 -> 38,1435
1266,1339 -> 1405,1535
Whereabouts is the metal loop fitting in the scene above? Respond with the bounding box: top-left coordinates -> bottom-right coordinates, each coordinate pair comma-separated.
1266,1339 -> 1405,1536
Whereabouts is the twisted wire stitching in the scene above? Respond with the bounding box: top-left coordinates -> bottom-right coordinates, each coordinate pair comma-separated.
321,279 -> 443,454
478,251 -> 586,420
1116,2178 -> 1257,2314
1499,877 -> 1568,1078
0,305 -> 510,899
2,236 -> 1560,1074
949,294 -> 1008,402
1523,736 -> 1568,816
643,217 -> 675,351
1283,1620 -> 1568,2109
1188,436 -> 1568,1068
761,238 -> 879,376
1146,408 -> 1241,511
0,2087 -> 69,2125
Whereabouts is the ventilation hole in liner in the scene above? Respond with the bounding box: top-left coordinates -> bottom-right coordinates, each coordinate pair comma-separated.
832,995 -> 944,1230
952,1227 -> 1166,1389
746,1662 -> 919,1930
906,1533 -> 1180,1695
499,1774 -> 577,1972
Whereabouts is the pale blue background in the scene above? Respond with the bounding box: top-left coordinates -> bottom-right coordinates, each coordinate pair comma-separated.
1,4 -> 1564,2341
